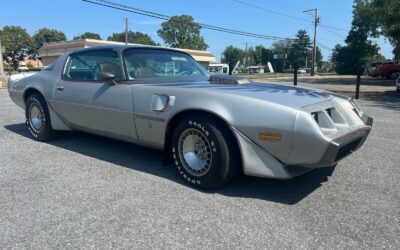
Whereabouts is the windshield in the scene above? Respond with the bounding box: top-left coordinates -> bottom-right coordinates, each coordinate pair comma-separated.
123,48 -> 209,80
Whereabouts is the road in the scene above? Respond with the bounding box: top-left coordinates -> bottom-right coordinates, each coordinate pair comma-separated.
0,89 -> 399,249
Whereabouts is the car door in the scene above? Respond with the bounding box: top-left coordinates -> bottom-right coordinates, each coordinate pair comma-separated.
52,49 -> 138,142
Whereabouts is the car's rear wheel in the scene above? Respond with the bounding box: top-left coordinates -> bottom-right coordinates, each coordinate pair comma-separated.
172,115 -> 240,189
25,93 -> 55,141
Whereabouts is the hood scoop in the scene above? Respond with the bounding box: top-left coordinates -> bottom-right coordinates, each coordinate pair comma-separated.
209,74 -> 251,85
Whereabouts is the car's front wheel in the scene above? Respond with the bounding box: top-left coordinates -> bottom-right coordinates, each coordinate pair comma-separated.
25,93 -> 55,141
172,115 -> 240,189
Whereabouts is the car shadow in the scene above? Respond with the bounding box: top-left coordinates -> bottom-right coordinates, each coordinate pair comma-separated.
4,123 -> 336,205
361,91 -> 400,111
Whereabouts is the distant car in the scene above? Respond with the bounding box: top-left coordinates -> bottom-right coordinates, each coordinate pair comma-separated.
297,68 -> 307,74
282,68 -> 293,73
18,65 -> 29,72
8,45 -> 373,189
396,74 -> 400,92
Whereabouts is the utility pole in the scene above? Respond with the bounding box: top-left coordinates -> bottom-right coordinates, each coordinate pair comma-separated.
124,17 -> 128,45
303,8 -> 319,76
0,34 -> 4,75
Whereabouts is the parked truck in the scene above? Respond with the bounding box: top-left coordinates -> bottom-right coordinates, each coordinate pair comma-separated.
368,61 -> 400,79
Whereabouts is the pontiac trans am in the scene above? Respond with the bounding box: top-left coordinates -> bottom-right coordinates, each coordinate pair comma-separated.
8,45 -> 373,189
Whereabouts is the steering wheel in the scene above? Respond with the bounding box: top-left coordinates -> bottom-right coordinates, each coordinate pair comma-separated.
180,71 -> 191,76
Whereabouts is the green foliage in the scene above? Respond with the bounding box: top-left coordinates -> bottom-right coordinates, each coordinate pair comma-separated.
271,40 -> 293,72
0,26 -> 33,69
222,46 -> 243,75
251,45 -> 273,66
334,0 -> 382,74
32,28 -> 66,53
370,0 -> 400,59
157,15 -> 208,50
330,44 -> 342,64
27,62 -> 34,68
288,30 -> 312,68
107,31 -> 158,46
73,32 -> 101,40
314,47 -> 323,68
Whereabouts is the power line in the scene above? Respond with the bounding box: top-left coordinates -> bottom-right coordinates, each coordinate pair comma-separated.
233,0 -> 312,23
320,24 -> 349,32
319,16 -> 350,32
82,0 -> 333,53
320,25 -> 346,40
82,0 -> 305,42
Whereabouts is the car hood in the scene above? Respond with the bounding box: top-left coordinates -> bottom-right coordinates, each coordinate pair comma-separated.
152,80 -> 334,109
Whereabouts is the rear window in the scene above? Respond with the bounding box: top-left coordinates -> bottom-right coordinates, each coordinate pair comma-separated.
63,50 -> 122,81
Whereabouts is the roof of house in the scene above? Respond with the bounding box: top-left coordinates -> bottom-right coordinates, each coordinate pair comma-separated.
38,39 -> 216,63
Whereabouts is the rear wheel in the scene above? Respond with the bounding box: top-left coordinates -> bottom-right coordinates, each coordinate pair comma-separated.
172,115 -> 240,189
25,93 -> 55,141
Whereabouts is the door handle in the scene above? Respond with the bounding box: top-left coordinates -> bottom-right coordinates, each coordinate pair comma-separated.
56,85 -> 64,91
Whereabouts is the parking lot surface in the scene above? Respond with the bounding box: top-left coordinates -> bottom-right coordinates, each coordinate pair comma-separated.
0,89 -> 399,249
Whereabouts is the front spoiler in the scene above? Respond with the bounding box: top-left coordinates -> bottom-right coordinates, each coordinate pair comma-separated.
305,125 -> 371,168
297,114 -> 373,169
231,114 -> 373,179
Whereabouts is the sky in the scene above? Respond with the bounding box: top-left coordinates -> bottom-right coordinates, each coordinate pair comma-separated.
0,0 -> 395,61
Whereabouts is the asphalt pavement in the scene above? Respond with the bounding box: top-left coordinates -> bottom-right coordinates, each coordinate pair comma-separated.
0,89 -> 399,249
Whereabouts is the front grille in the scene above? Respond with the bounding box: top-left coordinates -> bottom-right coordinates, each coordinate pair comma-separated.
335,137 -> 363,161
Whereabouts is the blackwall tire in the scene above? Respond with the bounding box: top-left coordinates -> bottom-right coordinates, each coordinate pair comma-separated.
25,93 -> 55,141
172,115 -> 240,189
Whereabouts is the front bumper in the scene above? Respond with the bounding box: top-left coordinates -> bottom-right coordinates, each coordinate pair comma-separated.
302,113 -> 373,168
313,125 -> 371,168
233,113 -> 373,180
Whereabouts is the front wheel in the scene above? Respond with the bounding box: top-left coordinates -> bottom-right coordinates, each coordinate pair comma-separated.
25,93 -> 55,141
172,115 -> 240,189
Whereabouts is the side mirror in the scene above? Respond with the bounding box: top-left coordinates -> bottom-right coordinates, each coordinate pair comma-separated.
99,72 -> 117,85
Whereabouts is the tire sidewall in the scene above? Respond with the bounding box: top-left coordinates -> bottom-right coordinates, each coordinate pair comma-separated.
172,116 -> 230,189
25,94 -> 51,141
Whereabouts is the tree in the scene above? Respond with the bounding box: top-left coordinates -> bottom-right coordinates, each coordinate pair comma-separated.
74,32 -> 101,40
288,30 -> 312,69
1,26 -> 33,69
330,44 -> 343,65
222,46 -> 243,75
251,45 -> 273,66
370,0 -> 400,59
157,15 -> 208,50
107,31 -> 157,46
32,28 -> 66,54
271,40 -> 293,72
316,47 -> 323,68
336,0 -> 380,74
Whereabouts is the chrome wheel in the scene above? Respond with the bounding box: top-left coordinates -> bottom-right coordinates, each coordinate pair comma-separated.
178,128 -> 212,177
29,104 -> 44,132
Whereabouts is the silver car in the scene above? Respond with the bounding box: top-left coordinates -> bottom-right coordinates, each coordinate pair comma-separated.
8,45 -> 373,189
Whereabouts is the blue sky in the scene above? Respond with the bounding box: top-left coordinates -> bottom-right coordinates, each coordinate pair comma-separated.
0,0 -> 394,61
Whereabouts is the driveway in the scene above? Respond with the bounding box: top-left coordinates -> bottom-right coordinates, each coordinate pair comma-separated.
0,89 -> 399,249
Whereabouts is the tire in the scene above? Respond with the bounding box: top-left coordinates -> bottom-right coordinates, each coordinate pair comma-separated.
172,115 -> 240,189
386,72 -> 398,80
25,93 -> 55,141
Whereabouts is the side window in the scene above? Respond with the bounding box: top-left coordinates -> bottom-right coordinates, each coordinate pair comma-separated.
64,50 -> 122,82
